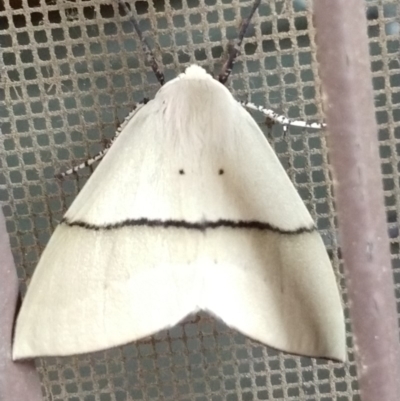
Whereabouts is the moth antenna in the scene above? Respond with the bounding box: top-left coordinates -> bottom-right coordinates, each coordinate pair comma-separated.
218,0 -> 262,85
118,1 -> 165,86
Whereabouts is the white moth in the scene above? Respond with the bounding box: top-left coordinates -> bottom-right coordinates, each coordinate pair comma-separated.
13,65 -> 346,361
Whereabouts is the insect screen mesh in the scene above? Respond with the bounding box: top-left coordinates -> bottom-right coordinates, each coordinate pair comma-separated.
1,0 -> 398,400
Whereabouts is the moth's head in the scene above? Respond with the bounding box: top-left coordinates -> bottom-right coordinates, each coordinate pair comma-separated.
160,64 -> 230,99
180,65 -> 211,80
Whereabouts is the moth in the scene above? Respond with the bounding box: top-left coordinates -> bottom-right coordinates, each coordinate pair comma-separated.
13,0 -> 345,361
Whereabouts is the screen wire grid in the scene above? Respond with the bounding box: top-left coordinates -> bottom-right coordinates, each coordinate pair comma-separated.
0,0 -> 398,400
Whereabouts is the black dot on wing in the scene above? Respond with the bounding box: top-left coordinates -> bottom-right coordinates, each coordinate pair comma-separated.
219,169 -> 224,175
179,169 -> 185,175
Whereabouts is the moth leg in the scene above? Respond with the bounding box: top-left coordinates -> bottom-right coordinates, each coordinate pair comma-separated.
218,0 -> 262,85
240,101 -> 326,131
55,101 -> 146,179
118,1 -> 165,86
55,148 -> 110,180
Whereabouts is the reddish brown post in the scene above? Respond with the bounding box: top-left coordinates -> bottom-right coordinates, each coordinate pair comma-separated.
0,208 -> 43,401
314,1 -> 400,400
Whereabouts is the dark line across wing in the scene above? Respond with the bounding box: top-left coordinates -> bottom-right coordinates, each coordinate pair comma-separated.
61,217 -> 315,235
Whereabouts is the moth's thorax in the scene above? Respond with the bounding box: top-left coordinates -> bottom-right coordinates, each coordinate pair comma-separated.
154,67 -> 237,157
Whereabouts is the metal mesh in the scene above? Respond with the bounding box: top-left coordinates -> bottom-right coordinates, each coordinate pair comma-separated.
0,0 -> 398,399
